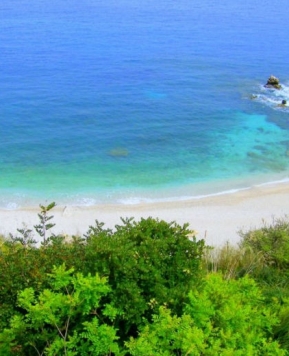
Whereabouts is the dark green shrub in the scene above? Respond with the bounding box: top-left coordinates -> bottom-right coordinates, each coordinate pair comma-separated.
83,217 -> 205,338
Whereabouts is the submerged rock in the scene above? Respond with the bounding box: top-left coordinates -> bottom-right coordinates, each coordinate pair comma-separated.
108,147 -> 129,157
264,75 -> 282,89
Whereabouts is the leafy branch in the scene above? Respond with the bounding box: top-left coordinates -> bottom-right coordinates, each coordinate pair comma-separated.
34,202 -> 56,245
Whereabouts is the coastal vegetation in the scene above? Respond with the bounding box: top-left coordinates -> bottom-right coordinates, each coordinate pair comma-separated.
0,204 -> 289,355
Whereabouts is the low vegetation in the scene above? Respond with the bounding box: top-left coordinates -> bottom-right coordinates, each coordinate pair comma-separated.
0,203 -> 289,355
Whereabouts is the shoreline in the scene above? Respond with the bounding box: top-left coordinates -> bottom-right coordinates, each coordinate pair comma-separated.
1,180 -> 289,247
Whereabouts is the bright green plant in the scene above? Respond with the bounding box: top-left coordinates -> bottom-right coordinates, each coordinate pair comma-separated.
273,297 -> 289,351
185,273 -> 279,351
126,306 -> 206,355
0,202 -> 88,329
0,264 -> 120,356
126,273 -> 287,355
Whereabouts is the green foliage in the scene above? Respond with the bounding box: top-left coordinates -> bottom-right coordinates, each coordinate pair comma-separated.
203,242 -> 261,279
239,217 -> 289,300
0,207 -> 205,348
186,274 -> 276,345
240,217 -> 289,270
0,234 -> 81,331
34,202 -> 56,245
126,273 -> 287,355
126,306 -> 205,355
271,297 -> 289,351
83,217 -> 205,337
0,264 -> 119,356
3,203 -> 289,354
0,203 -> 90,331
9,226 -> 36,247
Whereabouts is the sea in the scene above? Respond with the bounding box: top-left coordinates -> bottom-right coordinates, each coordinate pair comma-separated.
1,0 -> 289,209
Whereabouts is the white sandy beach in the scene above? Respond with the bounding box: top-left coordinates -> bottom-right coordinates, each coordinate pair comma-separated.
0,181 -> 289,246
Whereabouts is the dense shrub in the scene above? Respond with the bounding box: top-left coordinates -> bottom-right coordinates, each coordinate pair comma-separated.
0,265 -> 119,356
239,217 -> 289,270
126,273 -> 287,355
1,205 -> 289,354
82,217 -> 205,337
0,205 -> 205,348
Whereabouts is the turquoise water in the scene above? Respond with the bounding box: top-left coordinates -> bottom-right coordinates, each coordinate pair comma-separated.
1,0 -> 289,208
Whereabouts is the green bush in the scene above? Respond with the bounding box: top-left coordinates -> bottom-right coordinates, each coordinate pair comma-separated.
0,205 -> 205,346
82,217 -> 205,338
2,204 -> 289,354
0,265 -> 119,356
239,217 -> 289,270
126,273 -> 287,355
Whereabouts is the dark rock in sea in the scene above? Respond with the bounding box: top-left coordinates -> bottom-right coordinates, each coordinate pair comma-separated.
264,75 -> 282,89
277,99 -> 287,108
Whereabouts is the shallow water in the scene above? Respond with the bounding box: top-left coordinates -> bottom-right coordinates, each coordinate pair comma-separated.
1,0 -> 289,208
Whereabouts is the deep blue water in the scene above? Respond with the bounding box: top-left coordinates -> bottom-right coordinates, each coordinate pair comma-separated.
1,0 -> 289,208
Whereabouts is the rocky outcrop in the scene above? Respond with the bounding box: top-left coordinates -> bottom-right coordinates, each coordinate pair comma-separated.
264,75 -> 282,89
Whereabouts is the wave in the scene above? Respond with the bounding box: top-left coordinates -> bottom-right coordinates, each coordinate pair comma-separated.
116,177 -> 289,205
116,188 -> 250,205
1,176 -> 289,210
251,81 -> 289,111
